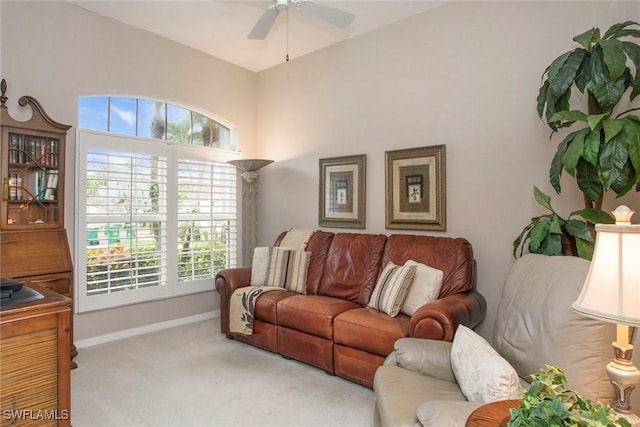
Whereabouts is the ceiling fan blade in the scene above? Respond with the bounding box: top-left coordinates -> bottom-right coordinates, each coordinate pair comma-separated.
248,7 -> 280,39
297,1 -> 355,29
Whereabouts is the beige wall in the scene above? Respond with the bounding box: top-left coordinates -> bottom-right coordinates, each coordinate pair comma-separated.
0,1 -> 257,341
2,1 -> 639,342
254,1 -> 640,338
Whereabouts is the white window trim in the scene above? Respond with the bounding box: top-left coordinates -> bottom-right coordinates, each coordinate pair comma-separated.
75,129 -> 240,313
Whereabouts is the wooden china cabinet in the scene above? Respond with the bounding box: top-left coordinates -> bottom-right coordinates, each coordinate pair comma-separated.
0,79 -> 77,368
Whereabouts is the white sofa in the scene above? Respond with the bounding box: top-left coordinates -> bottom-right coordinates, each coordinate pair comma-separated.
373,254 -> 640,427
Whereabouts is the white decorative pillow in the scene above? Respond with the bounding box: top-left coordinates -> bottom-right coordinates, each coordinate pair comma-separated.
368,262 -> 417,317
250,247 -> 272,286
400,260 -> 444,316
450,325 -> 520,403
264,247 -> 311,293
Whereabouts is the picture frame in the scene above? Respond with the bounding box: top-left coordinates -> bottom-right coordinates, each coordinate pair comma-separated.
319,154 -> 366,228
385,145 -> 446,231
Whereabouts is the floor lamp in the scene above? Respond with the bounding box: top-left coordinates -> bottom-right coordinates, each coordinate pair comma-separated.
227,159 -> 273,266
572,205 -> 640,426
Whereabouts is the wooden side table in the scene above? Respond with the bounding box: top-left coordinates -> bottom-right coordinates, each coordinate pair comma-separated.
465,399 -> 520,427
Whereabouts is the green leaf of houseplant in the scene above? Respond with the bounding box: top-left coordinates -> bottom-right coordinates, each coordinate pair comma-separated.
539,232 -> 562,256
529,219 -> 551,252
575,238 -> 594,260
602,118 -> 624,142
571,207 -> 614,224
573,27 -> 600,48
602,21 -> 638,39
533,185 -> 553,211
601,38 -> 627,81
575,159 -> 602,201
549,50 -> 586,97
586,113 -> 606,130
549,110 -> 587,128
599,132 -> 629,189
561,128 -> 588,176
565,219 -> 592,241
549,131 -> 579,193
624,118 -> 640,181
623,41 -> 640,100
582,130 -> 601,165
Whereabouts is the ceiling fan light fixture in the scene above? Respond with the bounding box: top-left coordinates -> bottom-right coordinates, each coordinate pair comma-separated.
247,0 -> 355,40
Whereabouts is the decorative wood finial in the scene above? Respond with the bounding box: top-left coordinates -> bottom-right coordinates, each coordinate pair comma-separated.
1,79 -> 7,108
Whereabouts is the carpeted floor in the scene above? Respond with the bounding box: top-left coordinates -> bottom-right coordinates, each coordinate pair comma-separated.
71,318 -> 375,427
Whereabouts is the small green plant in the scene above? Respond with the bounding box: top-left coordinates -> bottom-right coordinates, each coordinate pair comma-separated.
508,365 -> 631,427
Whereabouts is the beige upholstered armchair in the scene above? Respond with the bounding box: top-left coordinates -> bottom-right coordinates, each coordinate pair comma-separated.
373,254 -> 640,427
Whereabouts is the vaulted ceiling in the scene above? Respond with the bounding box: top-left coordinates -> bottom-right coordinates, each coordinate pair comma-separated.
72,1 -> 445,72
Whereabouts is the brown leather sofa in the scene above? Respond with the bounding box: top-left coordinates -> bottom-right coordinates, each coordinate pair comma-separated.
214,231 -> 486,388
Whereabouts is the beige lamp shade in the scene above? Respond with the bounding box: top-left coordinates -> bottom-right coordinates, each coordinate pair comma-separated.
572,207 -> 640,327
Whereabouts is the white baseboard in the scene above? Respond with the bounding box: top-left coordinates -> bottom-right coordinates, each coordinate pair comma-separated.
75,310 -> 220,349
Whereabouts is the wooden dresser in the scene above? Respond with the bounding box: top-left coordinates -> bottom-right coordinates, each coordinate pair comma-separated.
0,230 -> 77,367
0,283 -> 71,426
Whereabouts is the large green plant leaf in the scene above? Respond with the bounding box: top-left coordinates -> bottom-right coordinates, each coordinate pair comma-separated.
561,128 -> 588,176
549,110 -> 587,129
586,113 -> 606,130
603,21 -> 639,39
599,133 -> 629,189
601,39 -> 627,81
536,80 -> 549,119
571,207 -> 614,224
610,160 -> 635,194
529,218 -> 552,252
625,118 -> 640,181
575,238 -> 594,260
602,118 -> 624,142
549,50 -> 586,97
538,232 -> 562,256
587,73 -> 627,112
582,130 -> 601,165
623,41 -> 640,99
549,131 -> 579,193
574,27 -> 600,48
533,185 -> 553,211
566,218 -> 592,240
575,158 -> 602,201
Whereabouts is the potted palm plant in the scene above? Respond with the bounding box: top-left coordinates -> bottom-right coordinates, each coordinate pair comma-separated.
514,21 -> 640,260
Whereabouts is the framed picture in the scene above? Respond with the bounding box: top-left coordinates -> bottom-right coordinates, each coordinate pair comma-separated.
319,154 -> 366,228
385,145 -> 446,231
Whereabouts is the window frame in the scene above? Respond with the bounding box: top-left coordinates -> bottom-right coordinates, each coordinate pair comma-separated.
75,129 -> 240,313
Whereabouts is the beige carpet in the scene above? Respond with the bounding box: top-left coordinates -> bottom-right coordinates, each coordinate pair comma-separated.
71,318 -> 375,426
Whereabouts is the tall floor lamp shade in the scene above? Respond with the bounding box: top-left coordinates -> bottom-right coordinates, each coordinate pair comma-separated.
227,159 -> 273,266
572,205 -> 640,423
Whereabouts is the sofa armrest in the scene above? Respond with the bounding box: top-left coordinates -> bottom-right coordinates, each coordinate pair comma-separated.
214,267 -> 252,335
394,338 -> 456,383
417,401 -> 481,426
409,290 -> 487,341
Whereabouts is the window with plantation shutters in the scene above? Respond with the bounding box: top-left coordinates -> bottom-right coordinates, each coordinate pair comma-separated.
76,99 -> 239,313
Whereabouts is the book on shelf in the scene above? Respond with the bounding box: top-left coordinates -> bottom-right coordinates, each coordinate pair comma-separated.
44,170 -> 59,201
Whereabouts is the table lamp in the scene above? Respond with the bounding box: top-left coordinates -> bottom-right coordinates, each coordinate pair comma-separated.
572,205 -> 640,424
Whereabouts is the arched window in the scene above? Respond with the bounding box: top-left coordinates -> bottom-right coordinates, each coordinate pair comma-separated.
76,96 -> 240,312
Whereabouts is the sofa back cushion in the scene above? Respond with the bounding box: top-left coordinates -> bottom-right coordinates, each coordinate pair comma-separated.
381,235 -> 475,297
492,254 -> 618,405
274,230 -> 334,295
319,233 -> 387,305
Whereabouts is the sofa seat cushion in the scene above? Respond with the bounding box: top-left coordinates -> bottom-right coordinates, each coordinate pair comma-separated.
253,289 -> 298,324
334,308 -> 410,356
277,295 -> 360,339
374,365 -> 466,427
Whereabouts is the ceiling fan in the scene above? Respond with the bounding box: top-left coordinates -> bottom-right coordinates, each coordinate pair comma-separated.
248,0 -> 356,40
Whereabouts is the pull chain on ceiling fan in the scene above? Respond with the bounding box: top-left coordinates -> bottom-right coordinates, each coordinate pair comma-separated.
248,0 -> 356,40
